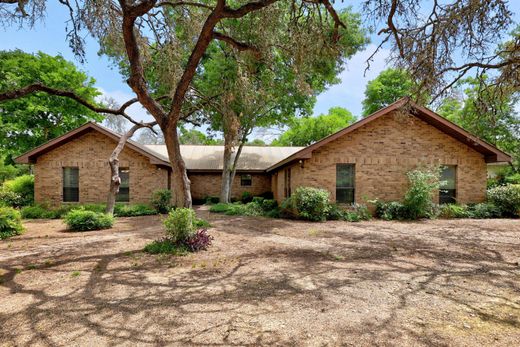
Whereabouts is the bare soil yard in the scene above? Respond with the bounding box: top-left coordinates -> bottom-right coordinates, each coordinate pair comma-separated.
1,209 -> 519,346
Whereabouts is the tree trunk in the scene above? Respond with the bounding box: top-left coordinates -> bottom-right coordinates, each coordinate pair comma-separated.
106,124 -> 143,214
220,145 -> 234,203
227,139 -> 246,202
163,124 -> 192,208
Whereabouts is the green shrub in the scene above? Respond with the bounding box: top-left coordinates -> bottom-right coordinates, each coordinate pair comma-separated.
467,203 -> 502,219
114,203 -> 156,217
209,203 -> 231,213
241,191 -> 253,203
374,200 -> 407,220
252,196 -> 264,204
0,189 -> 24,208
438,204 -> 469,219
64,209 -> 114,231
144,238 -> 189,255
403,167 -> 442,219
151,189 -> 172,213
487,184 -> 520,217
326,203 -> 371,222
261,199 -> 278,212
505,173 -> 520,185
2,175 -> 34,206
0,207 -> 24,239
163,208 -> 196,243
194,217 -> 211,228
21,205 -> 58,219
80,203 -> 106,213
258,191 -> 274,199
290,187 -> 331,222
204,196 -> 220,204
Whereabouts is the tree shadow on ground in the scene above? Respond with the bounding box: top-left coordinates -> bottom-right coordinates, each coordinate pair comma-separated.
1,214 -> 519,346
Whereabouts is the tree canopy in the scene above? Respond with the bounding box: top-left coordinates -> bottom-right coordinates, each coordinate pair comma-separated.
273,107 -> 356,146
362,68 -> 413,116
0,50 -> 101,162
437,77 -> 520,169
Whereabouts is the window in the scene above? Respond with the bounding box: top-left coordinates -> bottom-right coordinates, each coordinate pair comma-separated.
240,174 -> 252,187
336,164 -> 355,204
116,168 -> 130,202
440,165 -> 456,204
63,167 -> 79,202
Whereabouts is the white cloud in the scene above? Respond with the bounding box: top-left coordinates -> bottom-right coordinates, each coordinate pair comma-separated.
313,44 -> 391,117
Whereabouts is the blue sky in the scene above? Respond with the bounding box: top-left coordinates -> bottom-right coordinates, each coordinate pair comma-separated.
1,1 -> 518,138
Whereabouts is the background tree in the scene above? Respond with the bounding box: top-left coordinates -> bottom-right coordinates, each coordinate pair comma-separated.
192,6 -> 366,202
437,77 -> 520,170
1,0 -> 518,206
273,107 -> 357,146
361,68 -> 413,116
179,127 -> 221,145
0,50 -> 101,162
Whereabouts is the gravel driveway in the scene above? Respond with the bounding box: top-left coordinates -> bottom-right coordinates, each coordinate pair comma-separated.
1,211 -> 519,346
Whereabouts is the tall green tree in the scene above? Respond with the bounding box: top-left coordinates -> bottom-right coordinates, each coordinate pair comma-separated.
437,77 -> 520,170
361,68 -> 413,116
273,107 -> 357,146
0,50 -> 102,161
2,0 -> 518,206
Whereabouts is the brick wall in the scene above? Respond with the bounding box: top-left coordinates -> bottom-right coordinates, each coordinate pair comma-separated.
272,111 -> 487,205
34,130 -> 168,205
189,173 -> 271,201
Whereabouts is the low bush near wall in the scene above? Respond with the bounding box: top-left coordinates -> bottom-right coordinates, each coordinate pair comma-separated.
151,189 -> 172,213
438,204 -> 469,219
114,204 -> 156,217
487,184 -> 520,217
64,209 -> 114,231
0,206 -> 24,239
327,203 -> 371,222
289,187 -> 331,222
21,203 -> 158,219
144,208 -> 213,255
210,198 -> 279,218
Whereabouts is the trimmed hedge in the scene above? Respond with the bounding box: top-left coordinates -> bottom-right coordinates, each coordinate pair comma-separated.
64,209 -> 114,231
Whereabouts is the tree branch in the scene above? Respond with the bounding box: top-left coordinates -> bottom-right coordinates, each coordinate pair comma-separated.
156,1 -> 213,10
0,82 -> 162,128
212,31 -> 261,57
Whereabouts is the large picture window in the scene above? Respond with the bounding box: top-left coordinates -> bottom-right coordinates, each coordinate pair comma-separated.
116,168 -> 130,202
440,165 -> 456,204
63,167 -> 79,202
336,164 -> 355,204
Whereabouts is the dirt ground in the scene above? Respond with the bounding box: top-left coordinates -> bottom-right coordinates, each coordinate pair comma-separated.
1,209 -> 519,347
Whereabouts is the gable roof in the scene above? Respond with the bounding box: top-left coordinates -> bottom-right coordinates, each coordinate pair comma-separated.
14,122 -> 171,166
147,145 -> 304,172
266,97 -> 512,172
14,122 -> 303,171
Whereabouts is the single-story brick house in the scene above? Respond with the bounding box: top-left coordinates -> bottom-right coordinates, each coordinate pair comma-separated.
15,98 -> 511,206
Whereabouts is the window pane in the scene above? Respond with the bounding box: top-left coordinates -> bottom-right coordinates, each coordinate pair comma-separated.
440,166 -> 456,189
336,188 -> 354,204
241,174 -> 252,186
63,167 -> 79,202
336,164 -> 354,188
117,168 -> 130,202
440,189 -> 456,204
